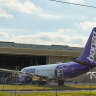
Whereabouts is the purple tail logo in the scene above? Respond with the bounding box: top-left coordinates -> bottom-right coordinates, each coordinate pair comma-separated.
77,27 -> 96,63
87,31 -> 96,62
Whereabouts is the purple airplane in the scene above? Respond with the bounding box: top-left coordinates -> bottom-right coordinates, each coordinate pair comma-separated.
1,27 -> 96,85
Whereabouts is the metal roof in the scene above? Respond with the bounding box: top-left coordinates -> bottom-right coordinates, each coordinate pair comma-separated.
0,41 -> 83,52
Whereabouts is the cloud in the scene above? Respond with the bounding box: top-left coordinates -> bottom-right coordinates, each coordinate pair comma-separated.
0,32 -> 9,38
39,14 -> 62,19
0,8 -> 13,18
0,0 -> 60,19
80,16 -> 88,20
93,17 -> 96,20
58,29 -> 64,32
67,0 -> 84,3
75,21 -> 96,31
6,29 -> 87,47
0,0 -> 42,14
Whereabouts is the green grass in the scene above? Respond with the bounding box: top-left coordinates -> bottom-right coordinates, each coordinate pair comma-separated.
0,85 -> 95,96
0,92 -> 96,96
0,85 -> 52,91
0,92 -> 14,96
0,84 -> 96,91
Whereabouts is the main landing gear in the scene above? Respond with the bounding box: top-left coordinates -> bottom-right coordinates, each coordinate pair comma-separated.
58,80 -> 64,86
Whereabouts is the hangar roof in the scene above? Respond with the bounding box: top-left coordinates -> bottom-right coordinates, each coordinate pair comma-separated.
0,41 -> 83,52
0,41 -> 83,57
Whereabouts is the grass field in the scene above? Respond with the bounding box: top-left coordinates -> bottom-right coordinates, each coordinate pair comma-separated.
0,84 -> 96,91
0,92 -> 96,96
0,85 -> 96,96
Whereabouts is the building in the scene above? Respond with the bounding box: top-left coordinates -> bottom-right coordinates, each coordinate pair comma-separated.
0,41 -> 83,70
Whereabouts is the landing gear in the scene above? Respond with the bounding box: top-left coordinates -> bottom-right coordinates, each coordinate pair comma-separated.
38,81 -> 46,85
38,77 -> 47,85
58,80 -> 64,86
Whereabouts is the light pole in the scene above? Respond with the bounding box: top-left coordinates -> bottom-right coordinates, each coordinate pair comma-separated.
89,72 -> 92,95
56,69 -> 58,96
2,71 -> 5,91
14,66 -> 18,96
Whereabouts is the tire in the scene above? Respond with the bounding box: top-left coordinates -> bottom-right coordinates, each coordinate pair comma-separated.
58,80 -> 64,86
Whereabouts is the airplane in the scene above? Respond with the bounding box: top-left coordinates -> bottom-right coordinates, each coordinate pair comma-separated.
0,27 -> 96,85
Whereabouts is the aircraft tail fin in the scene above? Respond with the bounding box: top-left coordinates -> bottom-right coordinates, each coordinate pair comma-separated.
76,27 -> 96,64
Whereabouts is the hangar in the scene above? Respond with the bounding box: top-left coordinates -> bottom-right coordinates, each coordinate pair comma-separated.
0,41 -> 83,70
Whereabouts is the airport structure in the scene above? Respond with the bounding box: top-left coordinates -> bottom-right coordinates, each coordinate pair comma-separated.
0,41 -> 83,70
0,41 -> 96,84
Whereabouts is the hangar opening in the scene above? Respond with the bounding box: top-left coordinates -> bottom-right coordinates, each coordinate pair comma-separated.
0,54 -> 46,70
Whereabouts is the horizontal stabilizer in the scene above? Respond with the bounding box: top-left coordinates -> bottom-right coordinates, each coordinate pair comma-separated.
72,59 -> 91,66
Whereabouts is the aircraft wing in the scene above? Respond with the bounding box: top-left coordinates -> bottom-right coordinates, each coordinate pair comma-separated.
0,68 -> 48,80
0,68 -> 35,79
0,68 -> 22,74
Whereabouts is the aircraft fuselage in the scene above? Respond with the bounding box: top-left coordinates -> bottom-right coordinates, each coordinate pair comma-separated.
20,62 -> 96,80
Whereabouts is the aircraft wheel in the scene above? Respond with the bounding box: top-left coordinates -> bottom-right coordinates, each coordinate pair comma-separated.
58,80 -> 64,86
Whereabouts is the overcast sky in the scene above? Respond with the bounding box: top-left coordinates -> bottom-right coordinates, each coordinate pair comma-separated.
0,0 -> 96,47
